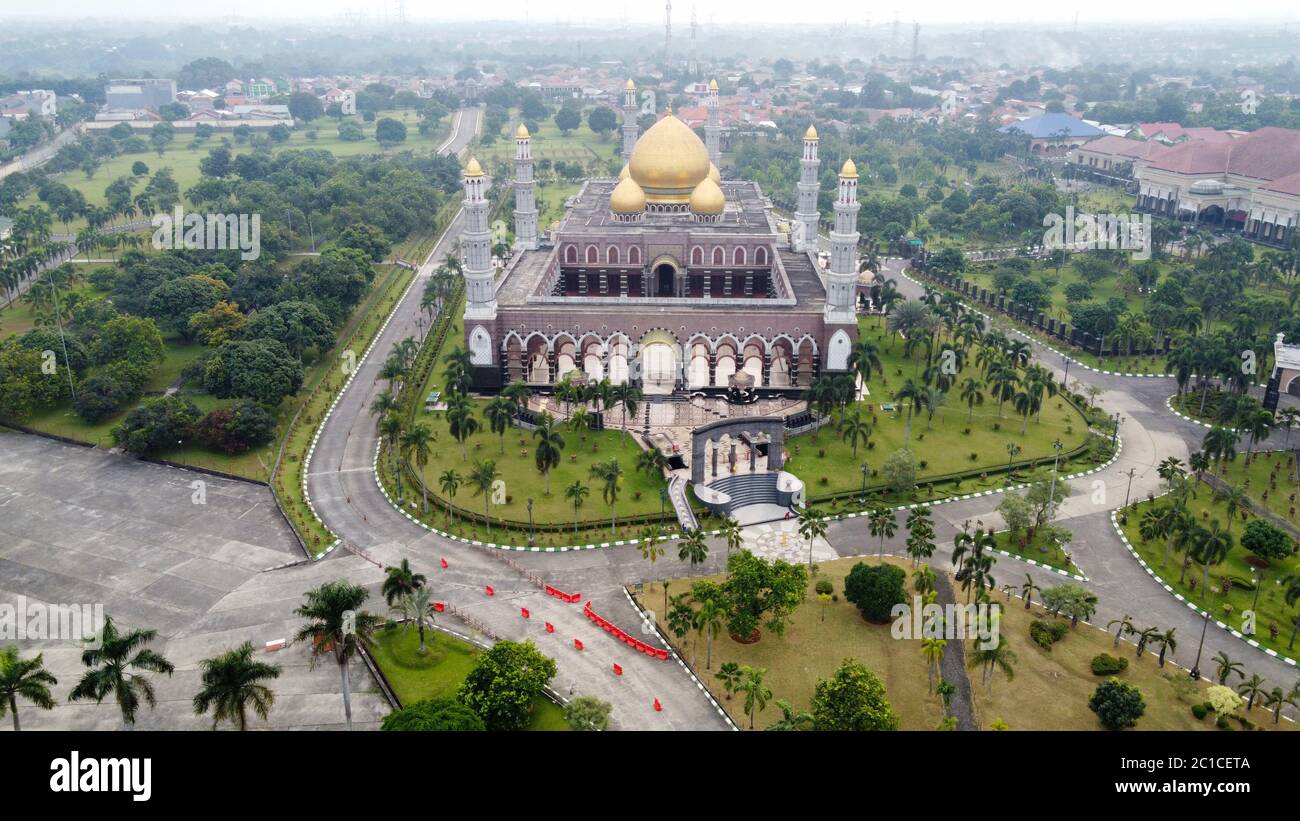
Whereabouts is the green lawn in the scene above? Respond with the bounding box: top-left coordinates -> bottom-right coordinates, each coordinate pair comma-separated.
1215,450 -> 1300,524
369,624 -> 569,730
640,556 -> 1265,730
1120,486 -> 1300,660
992,529 -> 1082,575
793,314 -> 1092,502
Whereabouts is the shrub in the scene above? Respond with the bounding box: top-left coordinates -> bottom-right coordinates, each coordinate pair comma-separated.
380,697 -> 484,731
814,579 -> 834,596
112,395 -> 202,454
1090,653 -> 1129,675
197,399 -> 276,453
1191,703 -> 1209,721
843,563 -> 907,623
1088,677 -> 1146,730
1030,619 -> 1069,650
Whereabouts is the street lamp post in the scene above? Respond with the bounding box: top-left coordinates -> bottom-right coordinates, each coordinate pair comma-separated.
1111,413 -> 1123,449
660,487 -> 668,526
1047,438 -> 1063,507
1062,353 -> 1070,390
1121,467 -> 1137,509
860,462 -> 869,504
1249,568 -> 1264,633
1005,442 -> 1021,487
527,497 -> 535,547
1189,606 -> 1212,680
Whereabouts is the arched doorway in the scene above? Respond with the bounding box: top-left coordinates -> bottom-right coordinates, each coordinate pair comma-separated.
651,255 -> 680,297
637,330 -> 680,395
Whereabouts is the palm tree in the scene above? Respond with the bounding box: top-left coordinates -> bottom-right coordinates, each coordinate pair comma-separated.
1264,686 -> 1299,725
1106,614 -> 1136,649
636,446 -> 667,478
797,510 -> 828,569
967,638 -> 1017,694
720,516 -> 744,560
1283,573 -> 1300,649
438,468 -> 462,528
767,699 -> 814,731
736,665 -> 772,729
469,460 -> 500,533
837,409 -> 872,458
868,507 -> 897,561
368,390 -> 398,422
848,337 -> 882,387
1237,673 -> 1268,711
68,616 -> 175,730
379,413 -> 405,497
532,412 -> 566,495
1020,573 -> 1041,610
1213,484 -> 1249,534
396,587 -> 439,655
192,642 -> 281,730
381,558 -> 426,607
484,395 -> 515,454
715,662 -> 743,700
292,580 -> 382,731
564,480 -> 589,536
446,395 -> 480,461
401,423 -> 436,513
678,528 -> 709,569
921,637 -> 947,693
1201,426 -> 1239,476
0,647 -> 57,731
1212,651 -> 1244,685
693,595 -> 726,670
893,379 -> 924,448
1153,628 -> 1177,667
612,382 -> 642,442
958,376 -> 984,424
590,458 -> 623,535
501,379 -> 530,409
1192,519 -> 1233,598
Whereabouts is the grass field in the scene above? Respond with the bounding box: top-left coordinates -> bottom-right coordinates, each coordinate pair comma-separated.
368,624 -> 569,730
1215,449 -> 1300,524
641,555 -> 1292,730
991,529 -> 1082,575
792,314 -> 1092,502
1119,482 -> 1300,660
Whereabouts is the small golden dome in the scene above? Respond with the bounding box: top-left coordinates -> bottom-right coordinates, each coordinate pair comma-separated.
628,114 -> 711,204
839,158 -> 858,178
804,124 -> 818,141
610,176 -> 646,214
516,123 -> 530,139
709,78 -> 719,91
708,163 -> 721,185
465,156 -> 484,177
625,78 -> 636,91
689,177 -> 725,215
619,164 -> 630,180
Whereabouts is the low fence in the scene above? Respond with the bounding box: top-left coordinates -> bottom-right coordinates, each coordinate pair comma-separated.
582,600 -> 669,661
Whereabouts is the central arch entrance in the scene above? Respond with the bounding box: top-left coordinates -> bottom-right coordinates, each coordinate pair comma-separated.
651,254 -> 680,297
637,329 -> 680,395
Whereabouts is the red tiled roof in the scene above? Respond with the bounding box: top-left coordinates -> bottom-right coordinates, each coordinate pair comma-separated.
1263,169 -> 1300,196
1145,128 -> 1300,180
1078,135 -> 1170,162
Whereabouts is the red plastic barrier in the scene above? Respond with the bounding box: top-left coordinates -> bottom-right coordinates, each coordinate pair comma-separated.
485,585 -> 494,596
433,602 -> 445,613
544,585 -> 581,604
440,558 -> 448,569
545,622 -> 555,633
581,601 -> 669,661
574,638 -> 584,651
613,663 -> 623,676
654,698 -> 662,712
521,607 -> 530,619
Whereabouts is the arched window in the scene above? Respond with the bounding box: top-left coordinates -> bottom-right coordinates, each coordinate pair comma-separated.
691,246 -> 704,266
629,246 -> 641,265
565,245 -> 577,264
712,247 -> 724,266
607,246 -> 620,264
585,245 -> 598,264
734,246 -> 747,265
755,246 -> 768,265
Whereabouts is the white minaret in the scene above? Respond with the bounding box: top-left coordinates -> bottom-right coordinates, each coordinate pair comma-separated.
621,79 -> 639,162
513,124 -> 538,251
825,158 -> 859,324
461,157 -> 497,322
705,78 -> 721,167
795,124 -> 821,252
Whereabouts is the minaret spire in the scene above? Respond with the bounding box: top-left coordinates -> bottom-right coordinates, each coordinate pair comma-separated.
461,157 -> 497,324
705,79 -> 721,167
513,124 -> 538,251
621,79 -> 639,163
794,124 -> 820,252
826,158 -> 860,325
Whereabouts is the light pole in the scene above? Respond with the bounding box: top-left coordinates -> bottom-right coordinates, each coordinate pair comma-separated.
1121,467 -> 1137,509
1005,442 -> 1021,487
527,497 -> 535,547
1061,352 -> 1070,389
1111,412 -> 1123,449
1249,568 -> 1264,633
1189,606 -> 1211,680
1047,438 -> 1063,509
860,462 -> 869,504
659,487 -> 668,525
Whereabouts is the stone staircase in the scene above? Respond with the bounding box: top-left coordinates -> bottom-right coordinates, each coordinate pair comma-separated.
707,473 -> 783,512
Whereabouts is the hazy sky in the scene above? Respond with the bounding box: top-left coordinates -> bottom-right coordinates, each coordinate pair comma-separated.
1,0 -> 1297,26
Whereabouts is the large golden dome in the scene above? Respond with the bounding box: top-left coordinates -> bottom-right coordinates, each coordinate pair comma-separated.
628,113 -> 711,204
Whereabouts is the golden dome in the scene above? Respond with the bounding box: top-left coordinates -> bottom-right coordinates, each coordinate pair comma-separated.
708,163 -> 721,185
625,78 -> 636,90
709,78 -> 719,91
465,156 -> 484,177
610,176 -> 646,214
839,158 -> 858,178
619,164 -> 630,180
628,114 -> 711,204
515,123 -> 530,139
689,177 -> 725,215
804,124 -> 818,141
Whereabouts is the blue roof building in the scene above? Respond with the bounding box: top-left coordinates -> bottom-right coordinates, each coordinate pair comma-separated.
998,112 -> 1104,155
